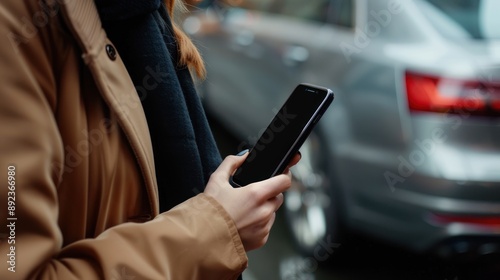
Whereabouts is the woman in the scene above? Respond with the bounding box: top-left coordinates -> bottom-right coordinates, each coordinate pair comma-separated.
0,0 -> 298,279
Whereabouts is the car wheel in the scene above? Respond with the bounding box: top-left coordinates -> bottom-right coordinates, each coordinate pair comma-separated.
284,130 -> 344,260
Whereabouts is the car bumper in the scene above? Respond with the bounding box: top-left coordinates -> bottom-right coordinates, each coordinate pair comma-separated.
344,168 -> 500,259
332,133 -> 500,258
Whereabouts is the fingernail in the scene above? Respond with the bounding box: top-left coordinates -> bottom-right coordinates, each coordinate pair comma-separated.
236,149 -> 249,156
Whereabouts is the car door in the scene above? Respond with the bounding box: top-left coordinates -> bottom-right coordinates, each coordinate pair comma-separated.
197,0 -> 334,145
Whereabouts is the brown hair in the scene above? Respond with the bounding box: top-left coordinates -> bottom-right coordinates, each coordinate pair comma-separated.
165,0 -> 206,79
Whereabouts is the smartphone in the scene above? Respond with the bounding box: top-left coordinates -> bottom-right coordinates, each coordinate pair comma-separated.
230,83 -> 334,187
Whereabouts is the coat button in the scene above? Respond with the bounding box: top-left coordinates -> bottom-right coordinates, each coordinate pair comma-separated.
106,44 -> 117,61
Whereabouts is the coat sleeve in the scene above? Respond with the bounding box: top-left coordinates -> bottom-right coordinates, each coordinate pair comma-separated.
0,2 -> 247,279
49,195 -> 248,280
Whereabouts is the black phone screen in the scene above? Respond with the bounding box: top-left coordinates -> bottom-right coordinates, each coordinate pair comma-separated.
232,84 -> 333,187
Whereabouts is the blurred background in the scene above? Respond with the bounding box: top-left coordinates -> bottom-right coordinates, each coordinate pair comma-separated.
181,0 -> 500,279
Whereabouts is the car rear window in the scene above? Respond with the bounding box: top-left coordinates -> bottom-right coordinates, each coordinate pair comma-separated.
423,0 -> 500,40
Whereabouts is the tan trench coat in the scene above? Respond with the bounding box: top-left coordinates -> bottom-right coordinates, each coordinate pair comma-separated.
0,1 -> 247,279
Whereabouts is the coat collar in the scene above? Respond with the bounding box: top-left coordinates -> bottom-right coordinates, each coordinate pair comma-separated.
59,0 -> 160,216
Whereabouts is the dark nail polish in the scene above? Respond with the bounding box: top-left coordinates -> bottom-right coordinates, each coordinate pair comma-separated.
236,149 -> 249,156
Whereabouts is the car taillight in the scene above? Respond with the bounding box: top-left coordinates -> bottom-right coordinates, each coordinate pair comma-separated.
405,71 -> 500,116
430,213 -> 500,227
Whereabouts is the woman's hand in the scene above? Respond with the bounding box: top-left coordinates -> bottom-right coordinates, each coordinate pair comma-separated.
204,151 -> 300,252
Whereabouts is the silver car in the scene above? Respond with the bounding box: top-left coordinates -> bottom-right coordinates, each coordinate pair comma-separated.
183,0 -> 500,260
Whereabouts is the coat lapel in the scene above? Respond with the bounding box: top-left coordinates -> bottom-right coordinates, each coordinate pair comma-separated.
59,0 -> 159,216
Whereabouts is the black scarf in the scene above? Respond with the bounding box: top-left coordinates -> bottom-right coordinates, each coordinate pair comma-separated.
95,0 -> 222,212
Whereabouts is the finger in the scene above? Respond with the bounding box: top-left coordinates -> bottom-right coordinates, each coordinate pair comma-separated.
273,193 -> 284,212
280,169 -> 294,183
288,152 -> 301,167
249,173 -> 291,202
216,151 -> 249,180
283,152 -> 301,174
252,211 -> 276,249
268,211 -> 277,231
262,211 -> 276,241
260,194 -> 284,219
266,193 -> 284,215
